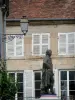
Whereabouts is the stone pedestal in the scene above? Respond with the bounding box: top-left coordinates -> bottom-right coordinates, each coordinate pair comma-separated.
40,94 -> 60,100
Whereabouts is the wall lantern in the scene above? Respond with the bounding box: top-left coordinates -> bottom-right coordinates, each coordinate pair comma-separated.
20,16 -> 28,35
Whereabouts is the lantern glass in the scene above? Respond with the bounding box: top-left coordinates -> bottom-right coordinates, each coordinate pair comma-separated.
20,17 -> 28,35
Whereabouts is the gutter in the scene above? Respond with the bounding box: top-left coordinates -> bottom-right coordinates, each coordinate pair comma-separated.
6,18 -> 75,22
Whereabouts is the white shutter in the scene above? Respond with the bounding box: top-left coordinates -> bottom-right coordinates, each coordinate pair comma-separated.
32,34 -> 40,55
58,33 -> 66,55
41,33 -> 50,55
16,36 -> 24,56
68,33 -> 74,55
24,70 -> 34,98
6,36 -> 14,57
53,69 -> 58,96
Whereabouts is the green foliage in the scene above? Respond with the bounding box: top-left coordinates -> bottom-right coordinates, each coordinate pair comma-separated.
0,60 -> 17,100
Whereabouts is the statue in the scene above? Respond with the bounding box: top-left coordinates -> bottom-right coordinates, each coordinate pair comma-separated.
41,50 -> 54,95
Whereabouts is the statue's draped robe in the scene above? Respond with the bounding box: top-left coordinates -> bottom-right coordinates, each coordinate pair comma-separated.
41,55 -> 54,91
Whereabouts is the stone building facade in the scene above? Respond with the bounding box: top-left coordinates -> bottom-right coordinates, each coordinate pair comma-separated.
6,0 -> 75,99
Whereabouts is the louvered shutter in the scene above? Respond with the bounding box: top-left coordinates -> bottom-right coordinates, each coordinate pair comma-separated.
32,34 -> 40,55
16,36 -> 23,56
68,33 -> 74,55
58,33 -> 66,55
24,70 -> 34,99
41,34 -> 50,55
6,36 -> 14,57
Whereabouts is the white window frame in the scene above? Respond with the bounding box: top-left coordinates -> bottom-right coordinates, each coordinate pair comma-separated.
8,71 -> 24,100
6,35 -> 24,58
59,70 -> 75,99
58,32 -> 75,55
34,71 -> 42,98
32,33 -> 50,56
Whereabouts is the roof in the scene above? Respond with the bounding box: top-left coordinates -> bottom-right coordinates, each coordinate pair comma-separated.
8,0 -> 75,19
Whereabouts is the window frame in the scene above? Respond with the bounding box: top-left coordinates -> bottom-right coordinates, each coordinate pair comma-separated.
8,71 -> 24,100
6,35 -> 24,58
58,32 -> 75,56
34,71 -> 42,98
32,33 -> 50,56
59,70 -> 75,100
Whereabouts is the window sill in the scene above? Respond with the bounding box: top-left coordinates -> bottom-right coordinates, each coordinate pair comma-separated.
6,56 -> 25,60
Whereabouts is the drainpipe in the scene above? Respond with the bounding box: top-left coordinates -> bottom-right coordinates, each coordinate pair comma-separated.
0,8 -> 3,60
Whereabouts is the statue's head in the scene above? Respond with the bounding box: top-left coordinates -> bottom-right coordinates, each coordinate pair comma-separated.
46,49 -> 52,57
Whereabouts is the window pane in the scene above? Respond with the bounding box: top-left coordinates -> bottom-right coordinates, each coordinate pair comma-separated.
33,35 -> 40,44
61,81 -> 67,90
17,73 -> 23,82
17,83 -> 23,92
35,81 -> 41,89
69,71 -> 75,80
33,45 -> 40,54
68,44 -> 74,54
17,93 -> 23,100
68,34 -> 74,43
61,91 -> 67,100
9,73 -> 15,82
59,34 -> 66,43
42,45 -> 48,54
69,91 -> 75,96
61,71 -> 67,80
35,72 -> 41,80
59,44 -> 66,54
69,81 -> 75,90
42,35 -> 48,44
35,90 -> 41,98
61,91 -> 67,97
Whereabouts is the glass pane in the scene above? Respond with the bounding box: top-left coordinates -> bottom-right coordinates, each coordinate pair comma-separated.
61,71 -> 67,80
35,90 -> 41,98
69,81 -> 75,90
69,91 -> 75,96
17,93 -> 23,100
17,73 -> 23,82
33,35 -> 40,44
69,71 -> 75,80
17,83 -> 23,92
68,44 -> 74,54
68,34 -> 74,43
61,91 -> 67,97
35,81 -> 41,89
42,45 -> 48,54
9,73 -> 15,82
35,72 -> 41,80
61,91 -> 67,100
61,81 -> 67,90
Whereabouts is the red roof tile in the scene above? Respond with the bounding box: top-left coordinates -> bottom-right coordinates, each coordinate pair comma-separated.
8,0 -> 75,19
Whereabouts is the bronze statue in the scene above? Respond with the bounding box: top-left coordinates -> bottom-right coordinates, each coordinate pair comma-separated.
41,50 -> 54,95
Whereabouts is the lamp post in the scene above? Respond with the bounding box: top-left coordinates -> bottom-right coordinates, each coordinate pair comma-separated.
20,16 -> 28,35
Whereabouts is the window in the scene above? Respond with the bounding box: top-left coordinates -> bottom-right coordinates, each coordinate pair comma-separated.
59,70 -> 75,100
34,71 -> 41,98
58,32 -> 75,55
34,70 -> 56,98
6,35 -> 24,57
8,72 -> 23,100
32,33 -> 50,55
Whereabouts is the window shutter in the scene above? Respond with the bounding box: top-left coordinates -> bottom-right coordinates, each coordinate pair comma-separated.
32,34 -> 40,55
24,70 -> 34,98
68,33 -> 74,55
7,36 -> 14,57
42,34 -> 50,55
16,36 -> 23,56
58,33 -> 66,55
